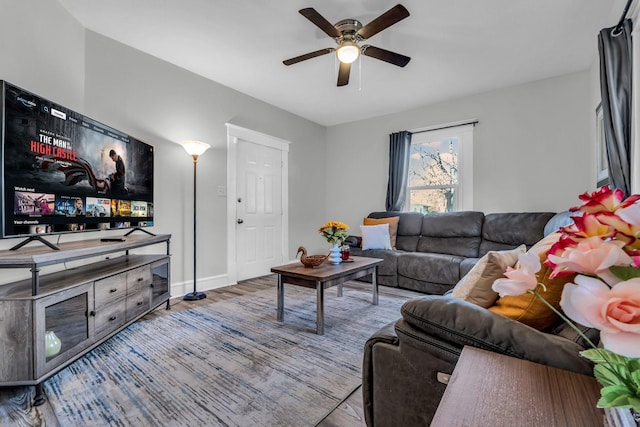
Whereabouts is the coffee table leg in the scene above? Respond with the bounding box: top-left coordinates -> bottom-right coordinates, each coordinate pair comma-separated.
337,283 -> 343,297
277,274 -> 284,321
372,267 -> 379,305
316,280 -> 324,335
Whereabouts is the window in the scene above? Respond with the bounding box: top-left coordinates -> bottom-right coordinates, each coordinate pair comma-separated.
407,124 -> 474,213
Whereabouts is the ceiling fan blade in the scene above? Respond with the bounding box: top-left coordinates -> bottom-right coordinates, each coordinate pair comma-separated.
337,62 -> 351,86
299,8 -> 342,39
283,48 -> 333,66
357,4 -> 410,40
362,45 -> 410,67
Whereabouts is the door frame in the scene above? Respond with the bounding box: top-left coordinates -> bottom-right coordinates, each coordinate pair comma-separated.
226,123 -> 290,284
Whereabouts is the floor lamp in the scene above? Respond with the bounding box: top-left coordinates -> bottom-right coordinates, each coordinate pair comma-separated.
179,140 -> 210,301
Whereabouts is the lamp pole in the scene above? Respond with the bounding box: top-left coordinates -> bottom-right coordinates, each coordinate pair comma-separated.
179,140 -> 210,301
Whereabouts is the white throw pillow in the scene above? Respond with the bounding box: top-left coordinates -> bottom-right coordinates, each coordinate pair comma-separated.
360,224 -> 392,250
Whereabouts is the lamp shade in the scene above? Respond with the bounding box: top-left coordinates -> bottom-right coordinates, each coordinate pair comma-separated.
336,41 -> 360,64
179,140 -> 210,157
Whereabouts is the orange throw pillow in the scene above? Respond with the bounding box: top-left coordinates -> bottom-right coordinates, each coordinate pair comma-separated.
363,216 -> 400,249
488,254 -> 576,330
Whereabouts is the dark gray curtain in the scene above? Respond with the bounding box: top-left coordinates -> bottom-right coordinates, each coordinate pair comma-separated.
599,18 -> 633,196
385,131 -> 412,211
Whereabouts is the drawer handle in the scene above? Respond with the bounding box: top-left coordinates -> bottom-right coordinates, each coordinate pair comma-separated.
109,316 -> 117,321
89,310 -> 96,317
137,277 -> 144,282
110,288 -> 118,293
137,301 -> 143,306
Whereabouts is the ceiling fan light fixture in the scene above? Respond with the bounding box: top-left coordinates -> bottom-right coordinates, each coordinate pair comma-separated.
336,41 -> 360,64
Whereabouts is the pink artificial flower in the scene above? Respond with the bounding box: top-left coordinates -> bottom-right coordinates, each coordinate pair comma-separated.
571,186 -> 626,213
546,234 -> 578,275
567,213 -> 617,240
634,256 -> 640,268
594,211 -> 639,243
492,252 -> 540,297
546,237 -> 632,280
560,275 -> 640,358
617,201 -> 640,227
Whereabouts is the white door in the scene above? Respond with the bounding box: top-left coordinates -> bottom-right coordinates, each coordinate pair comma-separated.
235,139 -> 283,280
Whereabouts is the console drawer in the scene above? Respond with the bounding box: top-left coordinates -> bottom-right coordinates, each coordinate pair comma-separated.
95,273 -> 127,306
94,299 -> 127,338
126,290 -> 150,320
127,265 -> 152,294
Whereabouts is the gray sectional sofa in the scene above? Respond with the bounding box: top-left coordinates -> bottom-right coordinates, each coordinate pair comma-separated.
362,296 -> 599,426
356,210 -> 599,426
346,210 -> 556,294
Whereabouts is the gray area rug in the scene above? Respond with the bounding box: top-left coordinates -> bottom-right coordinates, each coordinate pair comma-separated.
43,281 -> 410,426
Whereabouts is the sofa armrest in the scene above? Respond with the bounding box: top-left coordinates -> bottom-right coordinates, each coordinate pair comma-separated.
344,235 -> 361,248
400,295 -> 594,375
362,321 -> 397,427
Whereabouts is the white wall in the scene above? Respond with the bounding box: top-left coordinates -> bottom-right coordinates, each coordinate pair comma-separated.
82,31 -> 327,292
326,71 -> 594,232
0,0 -> 85,112
0,0 -> 85,283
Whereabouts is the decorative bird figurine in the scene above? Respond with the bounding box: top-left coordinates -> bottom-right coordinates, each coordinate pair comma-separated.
297,246 -> 327,268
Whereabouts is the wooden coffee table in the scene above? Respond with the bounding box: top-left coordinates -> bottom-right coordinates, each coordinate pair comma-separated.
270,256 -> 384,335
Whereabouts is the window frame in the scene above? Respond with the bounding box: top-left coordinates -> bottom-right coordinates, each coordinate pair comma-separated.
406,123 -> 474,212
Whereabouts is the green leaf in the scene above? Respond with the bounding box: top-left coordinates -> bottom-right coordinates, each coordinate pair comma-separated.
628,358 -> 640,372
581,348 -> 632,365
598,385 -> 634,408
594,363 -> 626,387
632,369 -> 640,390
609,265 -> 640,280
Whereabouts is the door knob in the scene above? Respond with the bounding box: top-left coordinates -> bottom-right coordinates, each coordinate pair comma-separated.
237,219 -> 244,224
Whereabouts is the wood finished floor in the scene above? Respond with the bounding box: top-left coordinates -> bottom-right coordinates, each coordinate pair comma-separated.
154,276 -> 393,427
1,276 -> 416,427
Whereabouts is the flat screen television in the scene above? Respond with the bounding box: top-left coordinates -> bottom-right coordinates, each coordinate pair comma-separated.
0,81 -> 154,244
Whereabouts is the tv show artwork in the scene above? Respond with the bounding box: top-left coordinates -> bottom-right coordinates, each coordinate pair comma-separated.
86,197 -> 111,218
54,195 -> 85,216
131,201 -> 148,217
14,191 -> 54,215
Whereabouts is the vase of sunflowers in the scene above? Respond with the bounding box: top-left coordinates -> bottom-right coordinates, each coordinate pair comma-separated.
319,221 -> 349,265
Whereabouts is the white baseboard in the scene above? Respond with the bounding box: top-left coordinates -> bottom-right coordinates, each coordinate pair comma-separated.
171,274 -> 235,298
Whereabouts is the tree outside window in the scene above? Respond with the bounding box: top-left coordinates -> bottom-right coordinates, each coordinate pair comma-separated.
408,137 -> 459,213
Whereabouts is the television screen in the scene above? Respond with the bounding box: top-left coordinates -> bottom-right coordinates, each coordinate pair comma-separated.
1,81 -> 154,238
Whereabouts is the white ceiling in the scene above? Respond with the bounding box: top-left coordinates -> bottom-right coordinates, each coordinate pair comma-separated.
57,0 -> 623,127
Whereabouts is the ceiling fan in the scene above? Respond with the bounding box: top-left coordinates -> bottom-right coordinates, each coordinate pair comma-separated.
283,4 -> 411,87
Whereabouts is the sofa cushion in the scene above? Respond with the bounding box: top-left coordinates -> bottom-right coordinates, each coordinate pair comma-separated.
396,235 -> 420,252
459,258 -> 479,278
369,211 -> 423,235
360,224 -> 392,250
488,255 -> 576,330
369,211 -> 423,252
417,236 -> 482,258
417,211 -> 484,257
364,216 -> 399,248
451,245 -> 526,308
350,247 -> 399,277
398,295 -> 596,375
397,252 -> 464,287
543,211 -> 579,236
479,212 -> 555,255
398,276 -> 458,295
